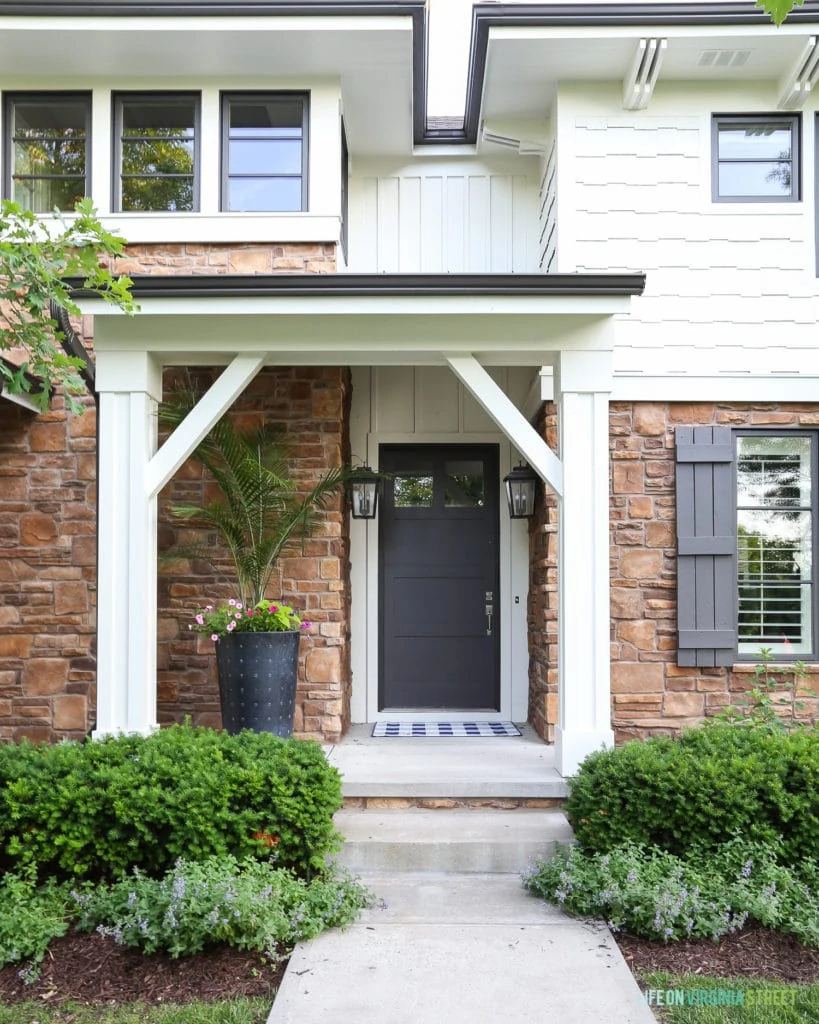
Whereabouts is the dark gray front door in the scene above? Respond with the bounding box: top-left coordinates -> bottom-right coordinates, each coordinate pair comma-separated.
379,444 -> 500,711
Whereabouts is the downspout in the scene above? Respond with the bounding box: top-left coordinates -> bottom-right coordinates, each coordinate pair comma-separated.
51,301 -> 98,736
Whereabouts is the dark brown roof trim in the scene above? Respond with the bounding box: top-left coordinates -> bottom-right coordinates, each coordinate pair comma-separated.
69,272 -> 646,299
3,0 -> 799,146
0,0 -> 430,147
0,0 -> 423,13
454,1 -> 819,145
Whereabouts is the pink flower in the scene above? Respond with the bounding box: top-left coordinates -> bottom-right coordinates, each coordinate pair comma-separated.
210,633 -> 219,641
301,621 -> 312,630
269,605 -> 278,613
195,614 -> 204,625
228,599 -> 236,606
205,605 -> 213,612
227,621 -> 236,632
234,612 -> 242,619
236,602 -> 243,610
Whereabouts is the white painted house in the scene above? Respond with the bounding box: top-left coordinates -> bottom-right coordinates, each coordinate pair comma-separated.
1,0 -> 818,775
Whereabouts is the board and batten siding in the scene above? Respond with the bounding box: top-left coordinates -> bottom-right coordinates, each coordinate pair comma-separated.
347,159 -> 540,273
556,84 -> 819,377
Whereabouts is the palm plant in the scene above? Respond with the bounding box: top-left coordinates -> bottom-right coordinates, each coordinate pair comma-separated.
161,392 -> 348,610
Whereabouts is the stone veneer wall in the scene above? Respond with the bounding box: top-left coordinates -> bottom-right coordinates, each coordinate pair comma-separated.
0,241 -> 351,743
527,402 -> 558,741
611,401 -> 819,740
0,391 -> 97,741
528,400 -> 819,744
157,366 -> 352,742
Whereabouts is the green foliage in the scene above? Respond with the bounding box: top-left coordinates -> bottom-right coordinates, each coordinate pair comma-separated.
0,198 -> 136,411
641,974 -> 819,1024
758,0 -> 804,26
711,648 -> 808,730
0,725 -> 342,881
72,856 -> 371,957
565,724 -> 819,865
160,392 -> 351,609
0,999 -> 273,1024
523,837 -> 819,946
192,599 -> 309,640
0,869 -> 71,977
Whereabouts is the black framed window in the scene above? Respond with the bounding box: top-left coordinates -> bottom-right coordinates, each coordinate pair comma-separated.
712,114 -> 800,202
114,93 -> 199,212
221,92 -> 308,212
3,92 -> 90,212
736,433 -> 815,658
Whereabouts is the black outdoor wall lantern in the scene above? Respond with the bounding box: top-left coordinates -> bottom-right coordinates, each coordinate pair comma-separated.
348,466 -> 381,520
503,463 -> 538,519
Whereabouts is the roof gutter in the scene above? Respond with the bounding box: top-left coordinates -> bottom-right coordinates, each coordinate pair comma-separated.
51,301 -> 96,395
67,271 -> 647,300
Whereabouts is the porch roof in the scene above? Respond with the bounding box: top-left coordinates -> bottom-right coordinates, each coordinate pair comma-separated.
73,272 -> 646,369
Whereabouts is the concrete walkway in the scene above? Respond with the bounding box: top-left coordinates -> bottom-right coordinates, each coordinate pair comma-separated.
268,871 -> 657,1023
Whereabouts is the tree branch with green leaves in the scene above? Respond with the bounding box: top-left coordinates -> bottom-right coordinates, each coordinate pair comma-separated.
758,0 -> 804,26
0,198 -> 136,412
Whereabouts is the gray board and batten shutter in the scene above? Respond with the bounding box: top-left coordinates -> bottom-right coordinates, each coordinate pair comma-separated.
675,426 -> 737,667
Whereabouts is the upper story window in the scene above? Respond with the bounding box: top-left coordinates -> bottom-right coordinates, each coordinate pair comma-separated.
114,93 -> 199,212
736,434 -> 814,657
712,114 -> 800,202
221,93 -> 308,212
3,92 -> 90,212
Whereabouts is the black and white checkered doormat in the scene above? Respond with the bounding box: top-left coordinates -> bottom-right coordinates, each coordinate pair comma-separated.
371,721 -> 522,737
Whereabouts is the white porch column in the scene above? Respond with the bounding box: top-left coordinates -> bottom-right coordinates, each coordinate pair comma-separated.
93,352 -> 163,737
554,350 -> 614,776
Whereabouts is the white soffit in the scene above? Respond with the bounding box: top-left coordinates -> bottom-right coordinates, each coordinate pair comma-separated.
482,25 -> 819,121
0,16 -> 414,156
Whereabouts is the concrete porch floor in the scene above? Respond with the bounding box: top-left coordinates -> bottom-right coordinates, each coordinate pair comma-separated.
324,724 -> 569,799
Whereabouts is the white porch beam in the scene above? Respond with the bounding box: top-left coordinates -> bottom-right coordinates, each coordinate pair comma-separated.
622,38 -> 667,111
778,36 -> 819,109
445,354 -> 563,497
146,353 -> 266,497
554,350 -> 614,776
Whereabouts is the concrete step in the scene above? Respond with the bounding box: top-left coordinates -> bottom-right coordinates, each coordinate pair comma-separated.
332,807 -> 574,874
355,871 -> 572,924
326,726 -> 570,800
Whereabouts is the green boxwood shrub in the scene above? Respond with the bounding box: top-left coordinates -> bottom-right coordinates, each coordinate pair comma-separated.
0,725 -> 342,880
565,724 -> 819,865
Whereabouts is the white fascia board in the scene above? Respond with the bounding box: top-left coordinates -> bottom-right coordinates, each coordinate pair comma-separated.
488,22 -> 811,44
82,294 -> 633,320
537,371 -> 819,404
610,373 -> 819,403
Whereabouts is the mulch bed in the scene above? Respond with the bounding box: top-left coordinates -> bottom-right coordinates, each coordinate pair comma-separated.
0,931 -> 287,1007
615,925 -> 819,985
2,924 -> 818,1008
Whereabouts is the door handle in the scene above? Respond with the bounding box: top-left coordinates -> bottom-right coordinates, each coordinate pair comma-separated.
485,591 -> 494,637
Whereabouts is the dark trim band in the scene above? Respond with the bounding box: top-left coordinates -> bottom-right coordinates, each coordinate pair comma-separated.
68,271 -> 646,299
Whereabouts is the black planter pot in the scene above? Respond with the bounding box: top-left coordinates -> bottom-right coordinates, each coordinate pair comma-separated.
215,630 -> 301,737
